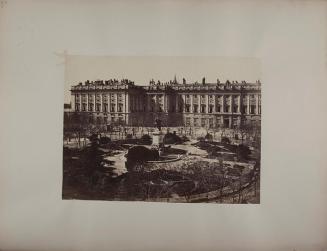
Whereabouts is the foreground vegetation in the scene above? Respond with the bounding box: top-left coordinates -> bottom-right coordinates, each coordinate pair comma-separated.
63,133 -> 260,203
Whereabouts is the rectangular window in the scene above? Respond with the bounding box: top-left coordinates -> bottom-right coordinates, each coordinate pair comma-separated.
201,118 -> 206,127
118,103 -> 123,112
75,103 -> 80,111
186,117 -> 191,126
209,118 -> 214,128
185,105 -> 190,113
150,99 -> 155,112
233,118 -> 239,128
82,103 -> 86,111
250,105 -> 256,114
201,105 -> 206,113
193,105 -> 198,113
194,118 -> 199,127
88,103 -> 93,111
185,95 -> 190,104
201,95 -> 206,104
110,104 -> 116,112
216,117 -> 221,126
216,105 -> 221,113
233,106 -> 238,113
103,103 -> 108,112
209,105 -> 213,113
242,106 -> 247,114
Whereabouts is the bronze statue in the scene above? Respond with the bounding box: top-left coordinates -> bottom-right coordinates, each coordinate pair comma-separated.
155,118 -> 162,131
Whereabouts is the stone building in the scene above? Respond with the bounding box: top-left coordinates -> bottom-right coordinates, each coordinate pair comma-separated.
69,78 -> 261,129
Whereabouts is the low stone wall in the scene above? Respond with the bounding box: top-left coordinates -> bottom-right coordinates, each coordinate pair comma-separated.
144,157 -> 185,172
146,156 -> 182,164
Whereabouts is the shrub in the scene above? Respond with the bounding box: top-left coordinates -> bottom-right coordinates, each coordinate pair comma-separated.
89,134 -> 99,144
204,133 -> 213,141
221,137 -> 230,144
181,135 -> 190,142
99,136 -> 111,145
163,132 -> 182,144
236,144 -> 251,160
126,146 -> 159,166
197,136 -> 205,142
140,134 -> 152,145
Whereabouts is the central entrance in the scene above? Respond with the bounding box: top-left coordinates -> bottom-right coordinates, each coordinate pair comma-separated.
223,117 -> 230,128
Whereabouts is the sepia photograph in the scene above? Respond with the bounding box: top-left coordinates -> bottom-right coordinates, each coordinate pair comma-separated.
2,1 -> 327,250
62,56 -> 262,203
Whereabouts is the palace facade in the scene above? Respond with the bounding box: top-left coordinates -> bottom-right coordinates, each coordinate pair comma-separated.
70,78 -> 261,129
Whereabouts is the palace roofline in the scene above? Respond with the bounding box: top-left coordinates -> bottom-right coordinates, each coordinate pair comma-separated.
71,78 -> 261,88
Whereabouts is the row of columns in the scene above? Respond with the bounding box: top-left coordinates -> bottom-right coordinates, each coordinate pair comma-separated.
73,92 -> 127,113
73,92 -> 261,115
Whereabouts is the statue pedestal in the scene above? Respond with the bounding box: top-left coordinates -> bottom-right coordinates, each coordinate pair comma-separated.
152,130 -> 164,149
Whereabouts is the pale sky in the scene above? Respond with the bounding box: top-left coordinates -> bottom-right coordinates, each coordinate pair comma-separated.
64,56 -> 261,103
